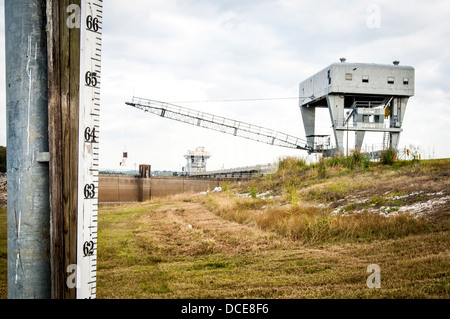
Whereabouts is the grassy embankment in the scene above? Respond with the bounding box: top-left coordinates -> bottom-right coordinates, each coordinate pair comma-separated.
95,155 -> 449,298
0,155 -> 449,298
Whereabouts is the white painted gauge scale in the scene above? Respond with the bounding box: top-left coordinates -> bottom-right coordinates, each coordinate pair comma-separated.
76,0 -> 103,299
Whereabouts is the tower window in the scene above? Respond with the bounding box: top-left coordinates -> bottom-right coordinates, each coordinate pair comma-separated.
403,77 -> 409,85
387,77 -> 395,84
362,75 -> 369,83
345,73 -> 352,81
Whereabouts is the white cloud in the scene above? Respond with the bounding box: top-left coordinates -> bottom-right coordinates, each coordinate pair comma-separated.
1,0 -> 449,170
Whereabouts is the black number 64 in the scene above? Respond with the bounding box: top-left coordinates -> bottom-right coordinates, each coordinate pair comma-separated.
84,127 -> 97,143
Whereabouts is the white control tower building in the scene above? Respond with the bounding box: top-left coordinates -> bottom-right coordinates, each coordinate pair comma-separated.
299,59 -> 415,155
183,147 -> 211,175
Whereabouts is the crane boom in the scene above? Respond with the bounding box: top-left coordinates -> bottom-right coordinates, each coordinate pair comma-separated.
125,96 -> 311,151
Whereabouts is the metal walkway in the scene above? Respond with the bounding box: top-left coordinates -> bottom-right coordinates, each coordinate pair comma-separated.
126,97 -> 311,151
188,164 -> 276,179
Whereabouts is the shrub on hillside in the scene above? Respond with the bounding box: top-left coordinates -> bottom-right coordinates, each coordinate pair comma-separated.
381,148 -> 397,165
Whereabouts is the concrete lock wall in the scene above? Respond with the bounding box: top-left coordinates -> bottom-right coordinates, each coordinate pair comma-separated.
98,174 -> 220,203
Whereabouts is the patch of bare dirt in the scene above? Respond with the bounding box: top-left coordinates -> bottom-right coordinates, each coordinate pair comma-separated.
136,201 -> 294,256
330,188 -> 450,219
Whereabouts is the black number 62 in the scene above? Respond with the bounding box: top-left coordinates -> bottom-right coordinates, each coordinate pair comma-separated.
83,241 -> 95,256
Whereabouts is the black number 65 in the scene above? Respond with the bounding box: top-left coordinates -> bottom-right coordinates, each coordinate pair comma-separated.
85,71 -> 98,87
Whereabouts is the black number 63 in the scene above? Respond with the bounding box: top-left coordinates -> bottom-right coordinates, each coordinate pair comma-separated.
84,184 -> 96,199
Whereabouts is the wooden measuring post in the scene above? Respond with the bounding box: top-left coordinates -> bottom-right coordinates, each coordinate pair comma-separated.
6,0 -> 101,299
47,0 -> 103,299
47,0 -> 81,299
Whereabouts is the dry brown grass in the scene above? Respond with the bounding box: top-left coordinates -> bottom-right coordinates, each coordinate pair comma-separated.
94,159 -> 450,299
74,158 -> 450,299
204,193 -> 439,245
1,158 -> 448,299
94,190 -> 449,299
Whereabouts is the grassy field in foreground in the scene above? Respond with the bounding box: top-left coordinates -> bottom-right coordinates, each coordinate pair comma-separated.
95,158 -> 449,299
94,201 -> 449,299
0,157 -> 449,298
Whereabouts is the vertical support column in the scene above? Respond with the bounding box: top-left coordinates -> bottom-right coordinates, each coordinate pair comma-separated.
390,97 -> 409,150
138,179 -> 152,202
46,0 -> 64,299
300,105 -> 316,150
327,94 -> 345,154
5,0 -> 51,299
391,134 -> 400,151
61,0 -> 80,300
138,164 -> 152,202
6,0 -> 84,299
47,0 -> 81,299
355,131 -> 365,150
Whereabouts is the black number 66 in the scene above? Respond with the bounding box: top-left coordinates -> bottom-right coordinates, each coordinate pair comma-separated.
86,15 -> 99,32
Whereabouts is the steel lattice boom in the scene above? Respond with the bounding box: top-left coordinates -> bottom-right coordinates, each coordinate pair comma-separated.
126,97 -> 310,151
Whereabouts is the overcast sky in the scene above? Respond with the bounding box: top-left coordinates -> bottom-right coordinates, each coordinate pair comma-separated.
1,0 -> 449,171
